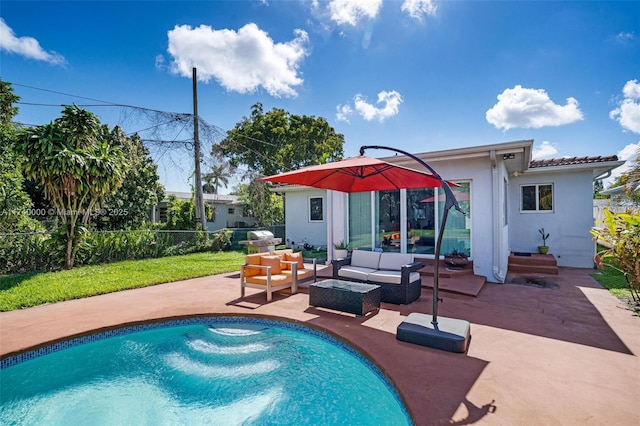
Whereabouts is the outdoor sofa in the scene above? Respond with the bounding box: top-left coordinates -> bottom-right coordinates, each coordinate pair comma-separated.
240,249 -> 317,302
332,250 -> 422,304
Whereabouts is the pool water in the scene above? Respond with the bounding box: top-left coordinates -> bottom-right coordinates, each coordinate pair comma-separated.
0,317 -> 412,425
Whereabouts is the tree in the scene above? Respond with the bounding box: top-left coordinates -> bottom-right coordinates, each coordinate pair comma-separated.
234,178 -> 283,227
0,79 -> 41,233
216,102 -> 344,177
203,155 -> 233,194
217,103 -> 344,226
13,105 -> 130,269
164,194 -> 212,230
96,134 -> 165,230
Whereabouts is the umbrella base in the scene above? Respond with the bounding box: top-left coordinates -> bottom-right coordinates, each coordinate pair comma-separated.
396,313 -> 471,353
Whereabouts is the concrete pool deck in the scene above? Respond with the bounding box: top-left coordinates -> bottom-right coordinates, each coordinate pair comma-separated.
1,266 -> 639,425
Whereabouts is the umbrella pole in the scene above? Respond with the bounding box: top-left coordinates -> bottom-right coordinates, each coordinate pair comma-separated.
431,206 -> 450,325
360,145 -> 465,326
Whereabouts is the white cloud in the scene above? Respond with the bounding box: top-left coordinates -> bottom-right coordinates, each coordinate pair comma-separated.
610,79 -> 640,134
532,141 -> 559,160
167,23 -> 309,98
401,0 -> 438,20
335,104 -> 353,123
615,31 -> 636,43
486,85 -> 584,131
0,18 -> 65,65
154,54 -> 166,70
605,141 -> 640,185
327,0 -> 383,26
353,90 -> 403,122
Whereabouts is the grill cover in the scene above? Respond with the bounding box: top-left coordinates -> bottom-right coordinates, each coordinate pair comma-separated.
247,230 -> 275,240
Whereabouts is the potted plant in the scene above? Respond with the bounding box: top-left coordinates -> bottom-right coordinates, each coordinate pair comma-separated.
444,248 -> 469,268
538,228 -> 550,254
333,240 -> 349,259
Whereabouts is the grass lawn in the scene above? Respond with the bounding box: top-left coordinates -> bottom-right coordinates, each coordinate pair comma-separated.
0,251 -> 246,312
591,264 -> 640,315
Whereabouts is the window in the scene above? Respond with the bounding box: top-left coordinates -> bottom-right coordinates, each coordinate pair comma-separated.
228,208 -> 235,214
309,197 -> 324,222
521,184 -> 553,212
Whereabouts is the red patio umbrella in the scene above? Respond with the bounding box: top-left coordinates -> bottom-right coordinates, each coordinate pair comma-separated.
261,155 -> 452,192
260,145 -> 470,352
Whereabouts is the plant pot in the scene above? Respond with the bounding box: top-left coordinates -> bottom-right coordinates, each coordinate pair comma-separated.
538,246 -> 549,254
335,249 -> 348,259
444,255 -> 469,267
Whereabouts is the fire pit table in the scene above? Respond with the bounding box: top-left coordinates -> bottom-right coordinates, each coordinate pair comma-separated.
309,279 -> 381,316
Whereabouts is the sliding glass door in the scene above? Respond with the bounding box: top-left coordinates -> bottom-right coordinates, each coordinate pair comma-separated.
348,182 -> 471,258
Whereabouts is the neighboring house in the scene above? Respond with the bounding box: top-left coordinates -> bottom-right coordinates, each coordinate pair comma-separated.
151,191 -> 256,231
272,140 -> 624,283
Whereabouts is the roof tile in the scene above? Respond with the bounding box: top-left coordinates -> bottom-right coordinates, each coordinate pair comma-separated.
529,155 -> 619,168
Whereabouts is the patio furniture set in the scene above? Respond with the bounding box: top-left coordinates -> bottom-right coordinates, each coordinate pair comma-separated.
240,249 -> 422,313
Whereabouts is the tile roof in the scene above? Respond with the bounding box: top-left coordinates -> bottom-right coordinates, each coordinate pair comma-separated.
529,155 -> 619,168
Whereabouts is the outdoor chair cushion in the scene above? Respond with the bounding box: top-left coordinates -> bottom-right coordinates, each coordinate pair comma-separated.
261,255 -> 282,274
350,250 -> 381,269
244,273 -> 291,286
284,251 -> 304,269
368,270 -> 420,285
337,265 -> 377,282
378,253 -> 413,271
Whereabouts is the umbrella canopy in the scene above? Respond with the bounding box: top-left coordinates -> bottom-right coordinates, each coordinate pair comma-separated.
260,155 -> 452,192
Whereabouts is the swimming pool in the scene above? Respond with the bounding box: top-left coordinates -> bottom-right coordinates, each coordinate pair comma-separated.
0,317 -> 412,425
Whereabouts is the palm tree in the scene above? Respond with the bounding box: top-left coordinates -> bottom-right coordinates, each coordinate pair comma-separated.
203,161 -> 233,194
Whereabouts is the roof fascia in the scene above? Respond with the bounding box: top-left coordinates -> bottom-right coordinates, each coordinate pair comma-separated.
380,140 -> 534,167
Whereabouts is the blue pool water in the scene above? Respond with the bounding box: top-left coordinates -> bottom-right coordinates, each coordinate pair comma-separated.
0,317 -> 412,425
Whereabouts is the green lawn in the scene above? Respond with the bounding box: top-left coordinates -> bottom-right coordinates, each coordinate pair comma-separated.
591,264 -> 639,315
0,251 -> 246,312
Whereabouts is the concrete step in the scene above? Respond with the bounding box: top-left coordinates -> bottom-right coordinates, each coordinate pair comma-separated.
421,274 -> 486,297
417,259 -> 474,278
508,253 -> 558,275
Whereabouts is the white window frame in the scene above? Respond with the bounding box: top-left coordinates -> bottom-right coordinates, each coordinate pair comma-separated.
520,183 -> 554,213
308,196 -> 324,222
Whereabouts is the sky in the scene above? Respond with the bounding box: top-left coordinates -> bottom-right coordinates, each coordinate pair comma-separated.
1,0 -> 639,194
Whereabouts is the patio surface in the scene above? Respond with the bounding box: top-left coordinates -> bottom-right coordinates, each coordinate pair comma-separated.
1,266 -> 639,425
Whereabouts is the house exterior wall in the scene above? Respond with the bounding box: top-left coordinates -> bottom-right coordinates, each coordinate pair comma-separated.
284,188 -> 328,250
509,169 -> 596,268
429,156 -> 500,282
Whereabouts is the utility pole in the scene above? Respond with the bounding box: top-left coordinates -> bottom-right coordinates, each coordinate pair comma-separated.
192,67 -> 207,231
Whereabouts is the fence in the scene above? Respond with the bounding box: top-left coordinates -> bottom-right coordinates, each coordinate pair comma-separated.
593,199 -> 639,227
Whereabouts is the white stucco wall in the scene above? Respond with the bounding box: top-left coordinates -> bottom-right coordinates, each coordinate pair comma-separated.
509,169 -> 596,268
283,188 -> 328,250
433,157 -> 499,282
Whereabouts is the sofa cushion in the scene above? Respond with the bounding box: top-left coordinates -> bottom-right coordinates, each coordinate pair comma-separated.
378,253 -> 413,271
246,253 -> 266,265
283,268 -> 314,281
245,274 -> 291,285
368,270 -> 420,284
261,255 -> 282,274
338,265 -> 377,282
285,251 -> 304,269
350,250 -> 381,269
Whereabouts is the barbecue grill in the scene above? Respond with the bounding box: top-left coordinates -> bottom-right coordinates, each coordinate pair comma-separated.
240,230 -> 282,254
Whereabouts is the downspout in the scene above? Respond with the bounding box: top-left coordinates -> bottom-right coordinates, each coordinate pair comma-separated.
490,150 -> 506,283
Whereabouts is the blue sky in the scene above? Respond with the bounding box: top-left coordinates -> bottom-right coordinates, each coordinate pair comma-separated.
1,0 -> 639,193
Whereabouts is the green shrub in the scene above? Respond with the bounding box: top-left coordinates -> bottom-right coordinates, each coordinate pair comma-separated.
591,209 -> 640,305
